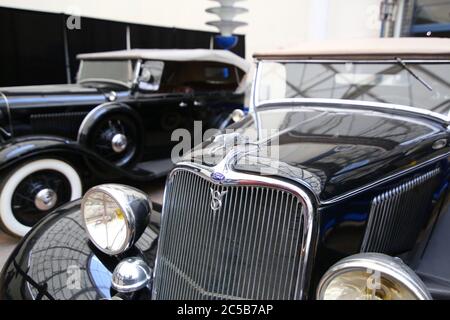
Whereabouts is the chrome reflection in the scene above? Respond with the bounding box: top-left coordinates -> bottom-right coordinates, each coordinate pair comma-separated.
83,192 -> 129,254
112,257 -> 152,293
81,184 -> 152,255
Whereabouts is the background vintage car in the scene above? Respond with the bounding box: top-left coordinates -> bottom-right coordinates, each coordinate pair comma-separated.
0,49 -> 250,237
2,38 -> 450,300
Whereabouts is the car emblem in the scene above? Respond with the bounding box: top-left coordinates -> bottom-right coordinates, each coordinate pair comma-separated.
211,172 -> 225,182
210,188 -> 227,212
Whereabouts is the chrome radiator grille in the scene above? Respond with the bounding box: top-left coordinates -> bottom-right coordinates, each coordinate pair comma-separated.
361,168 -> 440,254
153,168 -> 310,300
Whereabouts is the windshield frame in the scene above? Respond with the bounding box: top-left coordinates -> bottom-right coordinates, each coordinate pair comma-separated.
252,59 -> 450,124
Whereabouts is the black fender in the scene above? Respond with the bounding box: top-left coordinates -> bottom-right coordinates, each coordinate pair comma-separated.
0,135 -> 155,181
0,199 -> 161,300
77,102 -> 144,145
77,102 -> 145,169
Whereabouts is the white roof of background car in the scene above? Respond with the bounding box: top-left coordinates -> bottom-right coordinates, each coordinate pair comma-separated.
77,49 -> 250,72
254,37 -> 450,59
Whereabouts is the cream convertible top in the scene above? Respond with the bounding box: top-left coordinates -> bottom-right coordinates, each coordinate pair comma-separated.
78,49 -> 251,73
254,37 -> 450,59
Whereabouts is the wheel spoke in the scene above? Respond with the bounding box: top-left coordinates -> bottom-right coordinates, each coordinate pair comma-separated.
13,192 -> 35,203
95,144 -> 111,150
118,120 -> 126,133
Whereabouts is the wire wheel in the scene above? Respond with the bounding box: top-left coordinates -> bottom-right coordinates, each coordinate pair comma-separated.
0,159 -> 82,237
86,114 -> 141,167
11,170 -> 71,227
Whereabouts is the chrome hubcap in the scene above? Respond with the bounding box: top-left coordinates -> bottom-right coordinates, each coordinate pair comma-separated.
111,134 -> 128,153
34,188 -> 58,211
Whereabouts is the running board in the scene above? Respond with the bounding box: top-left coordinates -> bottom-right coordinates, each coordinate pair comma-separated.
135,158 -> 175,179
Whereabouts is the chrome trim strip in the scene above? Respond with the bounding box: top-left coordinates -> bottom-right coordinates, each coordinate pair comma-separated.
250,60 -> 262,139
256,98 -> 449,123
153,161 -> 316,300
321,152 -> 450,205
132,59 -> 142,88
254,59 -> 450,63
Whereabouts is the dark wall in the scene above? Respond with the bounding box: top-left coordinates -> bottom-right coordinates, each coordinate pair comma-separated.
0,8 -> 67,86
0,7 -> 245,87
66,17 -> 128,83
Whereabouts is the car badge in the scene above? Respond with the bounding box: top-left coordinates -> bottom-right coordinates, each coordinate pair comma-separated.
210,188 -> 228,212
211,172 -> 225,182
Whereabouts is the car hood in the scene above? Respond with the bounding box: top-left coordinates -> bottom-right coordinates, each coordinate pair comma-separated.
186,102 -> 450,203
0,84 -> 108,109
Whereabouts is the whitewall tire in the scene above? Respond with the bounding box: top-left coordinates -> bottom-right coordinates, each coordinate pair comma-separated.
0,159 -> 82,237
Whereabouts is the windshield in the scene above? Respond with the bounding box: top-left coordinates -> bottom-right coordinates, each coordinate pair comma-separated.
158,61 -> 243,93
77,60 -> 134,87
256,61 -> 450,117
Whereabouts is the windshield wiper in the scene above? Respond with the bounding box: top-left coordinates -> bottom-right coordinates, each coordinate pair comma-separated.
396,57 -> 433,92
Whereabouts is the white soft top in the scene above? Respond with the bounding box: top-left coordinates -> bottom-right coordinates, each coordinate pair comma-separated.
254,37 -> 450,59
77,49 -> 250,72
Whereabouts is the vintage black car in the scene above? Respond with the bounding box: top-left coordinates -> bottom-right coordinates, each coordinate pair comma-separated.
0,49 -> 250,237
2,37 -> 450,300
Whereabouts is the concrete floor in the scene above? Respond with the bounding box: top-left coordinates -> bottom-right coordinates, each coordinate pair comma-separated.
0,179 -> 166,273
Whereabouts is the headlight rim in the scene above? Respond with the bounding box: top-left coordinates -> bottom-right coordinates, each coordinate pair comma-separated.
81,184 -> 151,256
316,253 -> 432,300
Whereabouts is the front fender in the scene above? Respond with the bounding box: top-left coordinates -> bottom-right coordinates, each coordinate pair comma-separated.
0,136 -> 155,181
0,200 -> 160,300
0,136 -> 74,170
77,102 -> 143,144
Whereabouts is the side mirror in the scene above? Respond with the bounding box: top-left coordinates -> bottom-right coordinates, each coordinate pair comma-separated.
136,61 -> 164,92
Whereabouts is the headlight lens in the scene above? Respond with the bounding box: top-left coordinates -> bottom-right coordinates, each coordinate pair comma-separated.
317,253 -> 432,300
81,184 -> 151,255
231,109 -> 245,123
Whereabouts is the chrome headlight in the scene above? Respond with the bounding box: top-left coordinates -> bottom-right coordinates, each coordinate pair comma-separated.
81,184 -> 152,255
317,253 -> 432,300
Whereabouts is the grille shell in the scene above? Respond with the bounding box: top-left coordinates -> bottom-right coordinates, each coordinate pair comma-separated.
153,166 -> 314,300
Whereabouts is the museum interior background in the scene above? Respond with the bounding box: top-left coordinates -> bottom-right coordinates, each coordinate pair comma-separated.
0,7 -> 245,87
1,0 -> 450,87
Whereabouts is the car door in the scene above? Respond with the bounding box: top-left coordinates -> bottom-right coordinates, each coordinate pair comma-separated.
133,89 -> 194,159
